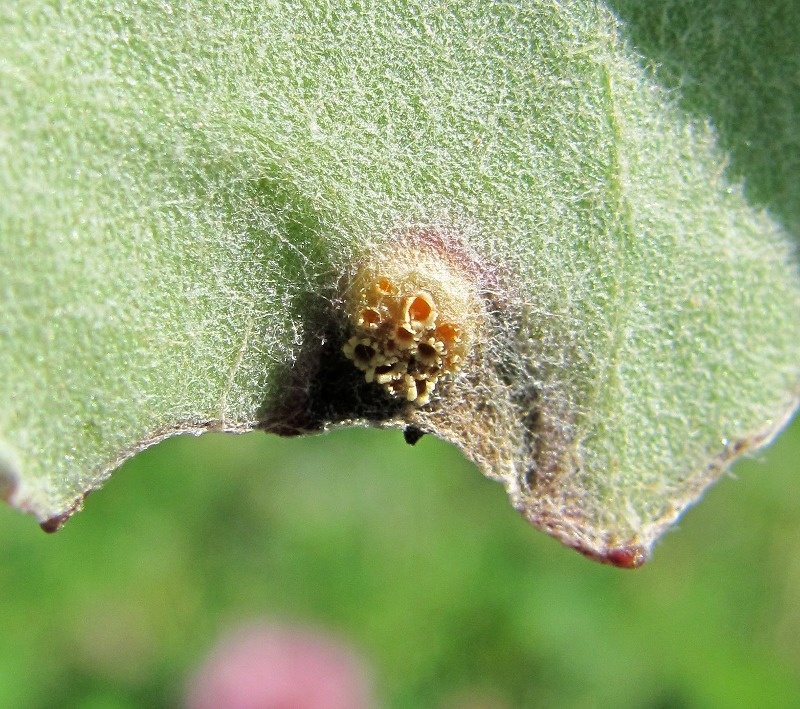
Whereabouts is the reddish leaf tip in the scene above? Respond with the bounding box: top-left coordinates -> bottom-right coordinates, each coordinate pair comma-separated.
573,543 -> 648,569
38,491 -> 89,533
604,546 -> 648,569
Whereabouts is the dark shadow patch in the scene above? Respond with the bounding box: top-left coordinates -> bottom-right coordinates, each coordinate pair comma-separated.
608,0 -> 800,239
256,292 -> 408,436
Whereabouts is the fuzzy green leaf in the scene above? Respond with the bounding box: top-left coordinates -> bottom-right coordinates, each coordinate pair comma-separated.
2,0 -> 799,564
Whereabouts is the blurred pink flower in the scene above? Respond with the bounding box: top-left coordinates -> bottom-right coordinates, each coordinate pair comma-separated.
185,621 -> 375,709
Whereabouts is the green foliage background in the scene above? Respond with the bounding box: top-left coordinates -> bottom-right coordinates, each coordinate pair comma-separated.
0,419 -> 798,708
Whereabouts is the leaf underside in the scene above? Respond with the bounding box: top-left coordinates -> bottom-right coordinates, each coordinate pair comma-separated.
2,0 -> 799,565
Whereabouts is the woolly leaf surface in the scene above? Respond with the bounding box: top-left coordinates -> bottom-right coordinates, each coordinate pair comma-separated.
2,0 -> 799,563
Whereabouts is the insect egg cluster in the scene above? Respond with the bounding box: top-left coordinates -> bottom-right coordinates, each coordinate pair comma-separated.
343,276 -> 468,406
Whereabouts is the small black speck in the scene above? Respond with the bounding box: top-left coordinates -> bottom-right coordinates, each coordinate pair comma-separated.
403,425 -> 425,446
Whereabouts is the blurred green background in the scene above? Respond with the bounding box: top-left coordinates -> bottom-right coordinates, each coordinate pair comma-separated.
0,416 -> 798,708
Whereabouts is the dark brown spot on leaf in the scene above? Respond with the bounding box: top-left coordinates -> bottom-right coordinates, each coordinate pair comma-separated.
403,425 -> 425,445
